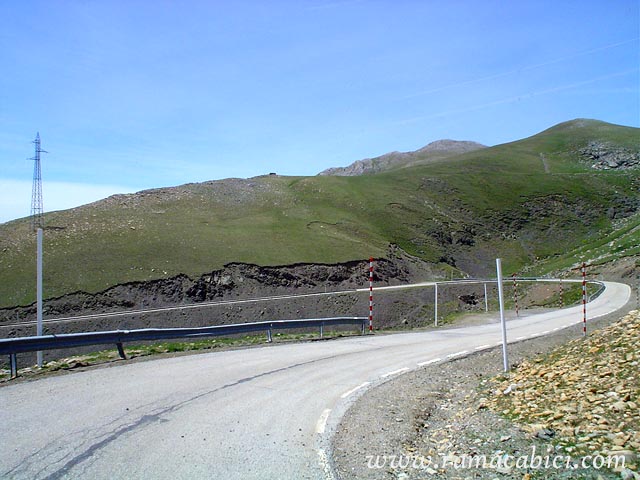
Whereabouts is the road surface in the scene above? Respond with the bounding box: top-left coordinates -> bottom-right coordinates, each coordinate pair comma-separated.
0,281 -> 630,479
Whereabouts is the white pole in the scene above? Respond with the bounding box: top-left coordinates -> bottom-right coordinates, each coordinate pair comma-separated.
434,283 -> 438,327
496,258 -> 508,372
36,227 -> 43,367
484,283 -> 488,312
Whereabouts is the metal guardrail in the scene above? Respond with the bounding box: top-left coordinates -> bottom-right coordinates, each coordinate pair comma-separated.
588,281 -> 606,302
1,316 -> 368,379
1,277 -> 606,379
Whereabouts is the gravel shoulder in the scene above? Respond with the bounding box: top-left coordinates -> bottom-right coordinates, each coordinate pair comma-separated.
332,300 -> 637,480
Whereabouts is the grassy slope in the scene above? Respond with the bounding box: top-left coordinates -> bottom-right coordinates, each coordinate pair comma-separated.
0,119 -> 638,308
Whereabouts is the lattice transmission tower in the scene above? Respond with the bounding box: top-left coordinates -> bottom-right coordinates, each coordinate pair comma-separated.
30,132 -> 47,230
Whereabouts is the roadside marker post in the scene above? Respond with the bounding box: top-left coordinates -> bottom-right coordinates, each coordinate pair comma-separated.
582,262 -> 587,337
496,259 -> 509,372
560,279 -> 564,308
484,283 -> 488,312
368,257 -> 374,332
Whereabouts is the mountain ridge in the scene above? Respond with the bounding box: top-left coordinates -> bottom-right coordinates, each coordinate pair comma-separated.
317,139 -> 487,176
0,118 -> 638,309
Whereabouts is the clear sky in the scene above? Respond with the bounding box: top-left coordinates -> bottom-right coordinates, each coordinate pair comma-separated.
1,0 -> 638,223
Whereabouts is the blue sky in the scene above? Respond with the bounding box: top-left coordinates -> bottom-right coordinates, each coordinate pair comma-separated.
1,0 -> 638,223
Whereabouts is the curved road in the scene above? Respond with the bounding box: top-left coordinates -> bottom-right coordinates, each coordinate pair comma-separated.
0,281 -> 630,479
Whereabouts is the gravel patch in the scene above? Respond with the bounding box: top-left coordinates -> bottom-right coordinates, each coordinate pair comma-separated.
332,300 -> 637,480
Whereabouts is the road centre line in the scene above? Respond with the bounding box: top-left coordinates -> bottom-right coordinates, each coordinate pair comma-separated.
340,382 -> 370,399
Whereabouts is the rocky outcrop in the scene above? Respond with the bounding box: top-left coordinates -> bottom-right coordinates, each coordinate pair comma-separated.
581,142 -> 640,170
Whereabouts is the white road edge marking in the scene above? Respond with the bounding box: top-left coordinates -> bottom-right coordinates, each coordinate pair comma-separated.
381,367 -> 410,378
474,344 -> 491,350
417,357 -> 441,366
316,409 -> 331,434
516,336 -> 527,340
446,350 -> 469,359
541,330 -> 550,335
317,448 -> 336,480
340,382 -> 370,399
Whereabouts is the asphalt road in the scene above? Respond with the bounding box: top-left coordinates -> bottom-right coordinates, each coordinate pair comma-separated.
0,281 -> 630,480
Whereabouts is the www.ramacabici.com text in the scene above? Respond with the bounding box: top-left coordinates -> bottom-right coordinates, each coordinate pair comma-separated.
366,446 -> 627,473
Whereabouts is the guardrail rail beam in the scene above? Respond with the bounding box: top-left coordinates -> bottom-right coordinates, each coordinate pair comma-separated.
0,317 -> 367,378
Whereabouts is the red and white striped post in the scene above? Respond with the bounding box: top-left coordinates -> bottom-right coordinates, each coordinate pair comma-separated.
512,273 -> 519,317
368,257 -> 374,332
582,262 -> 587,337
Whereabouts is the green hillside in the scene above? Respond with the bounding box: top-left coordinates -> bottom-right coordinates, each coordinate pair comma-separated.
0,119 -> 638,308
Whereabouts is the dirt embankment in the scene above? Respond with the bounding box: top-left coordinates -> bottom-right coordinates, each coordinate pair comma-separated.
3,247 -> 635,367
0,247 -> 449,335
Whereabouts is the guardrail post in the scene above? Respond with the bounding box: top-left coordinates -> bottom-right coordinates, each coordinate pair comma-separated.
319,322 -> 324,338
267,325 -> 273,343
9,354 -> 18,379
116,342 -> 127,360
361,320 -> 366,335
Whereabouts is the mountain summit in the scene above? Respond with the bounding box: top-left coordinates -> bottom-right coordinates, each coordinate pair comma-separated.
318,139 -> 486,176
